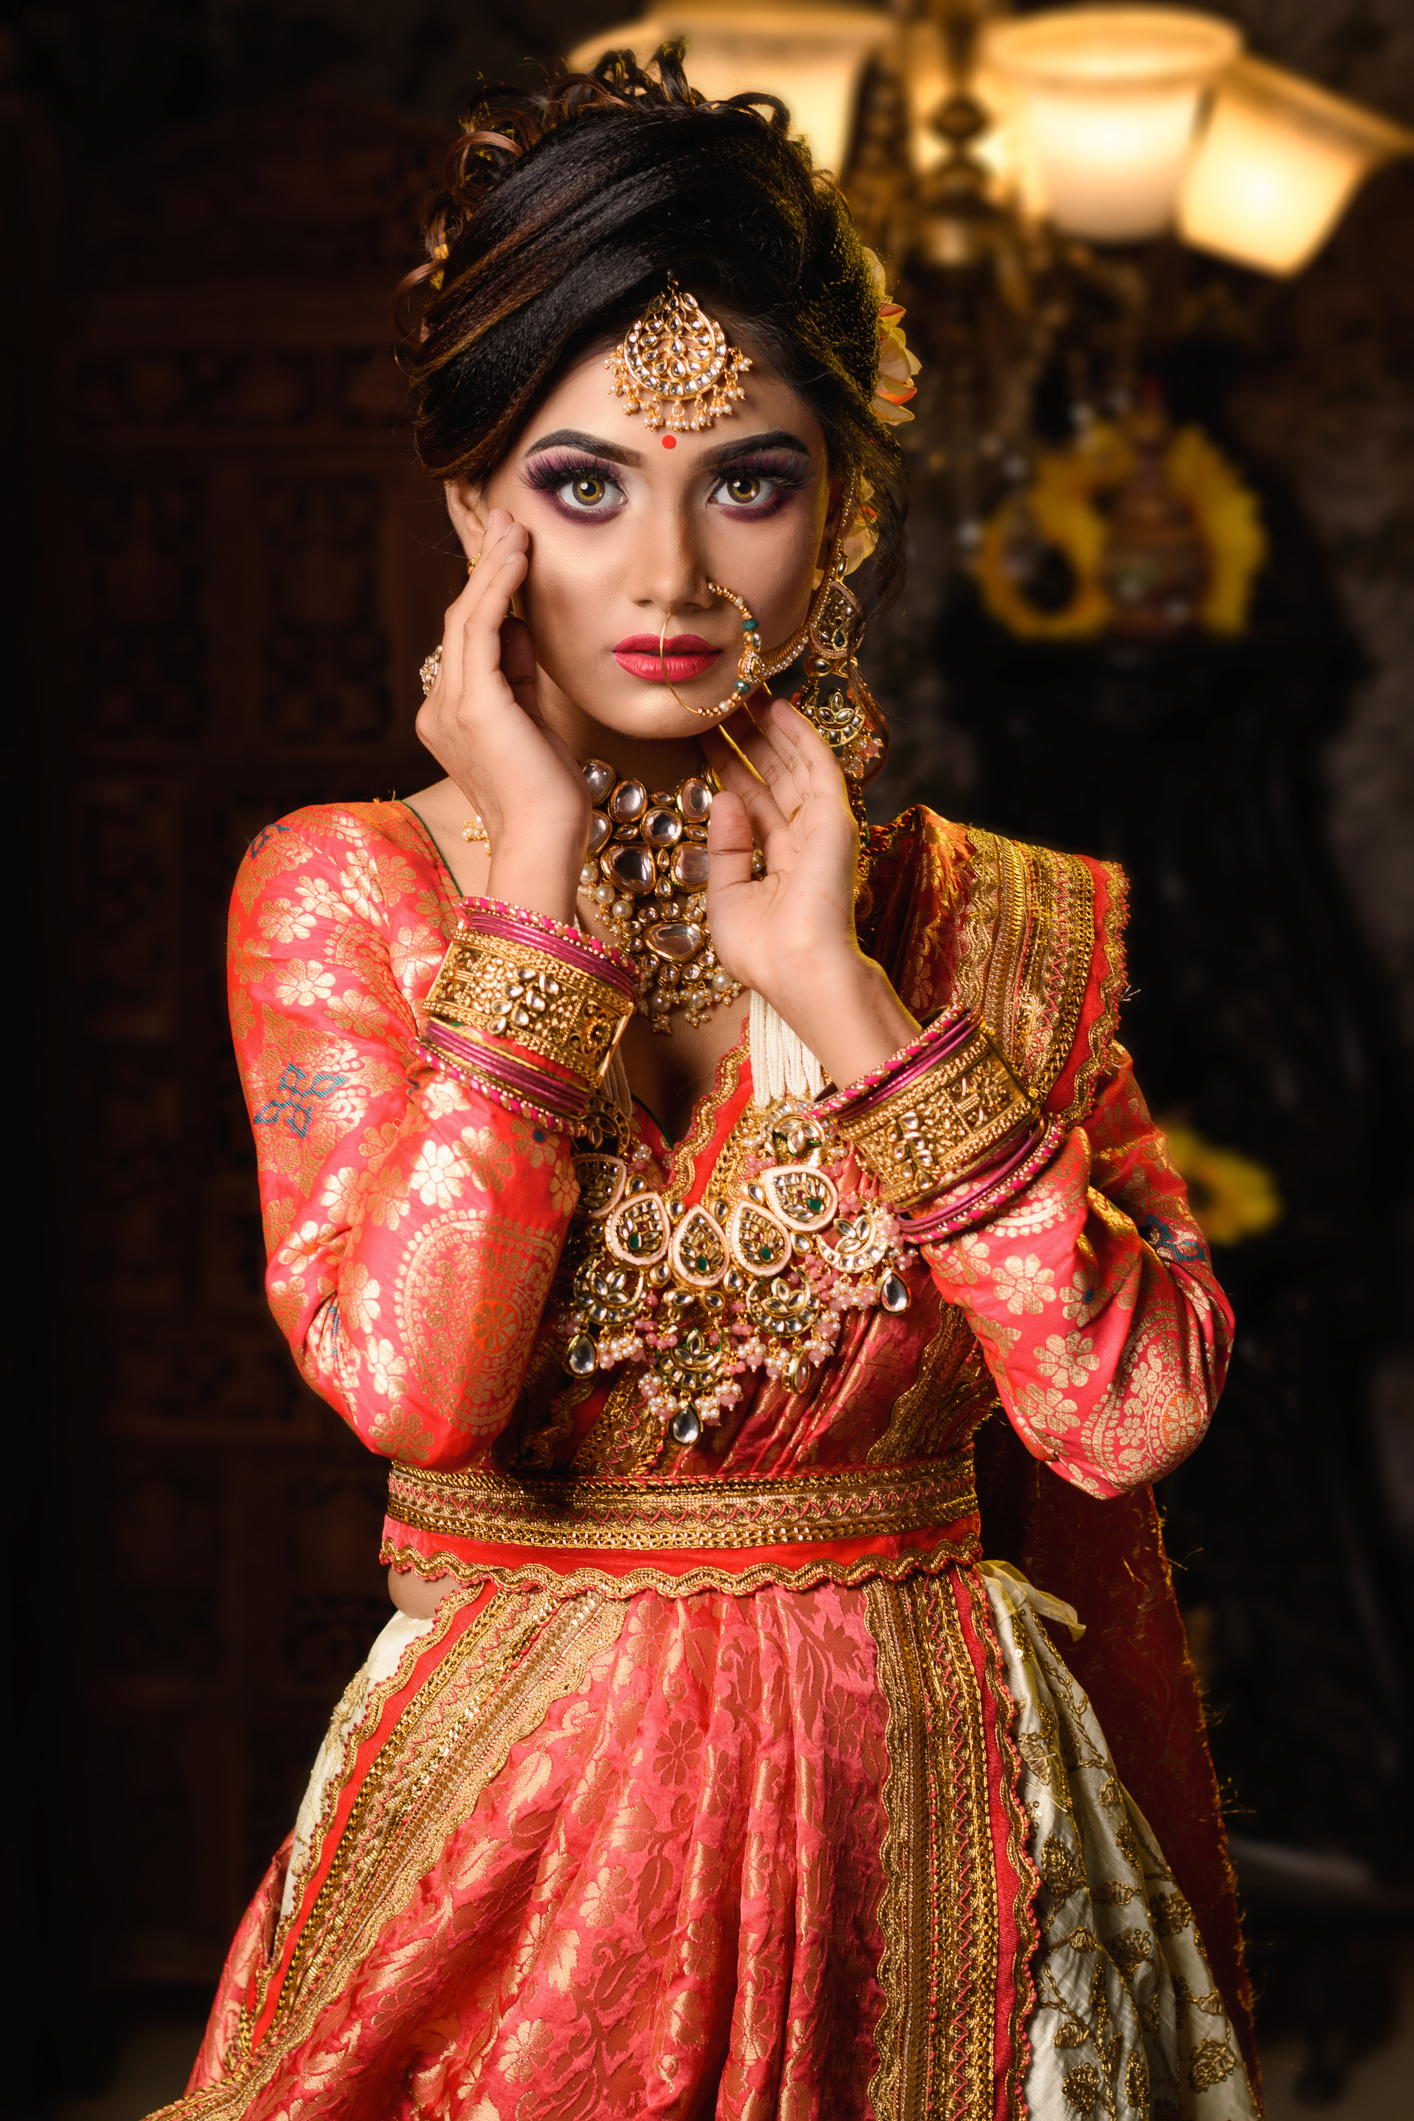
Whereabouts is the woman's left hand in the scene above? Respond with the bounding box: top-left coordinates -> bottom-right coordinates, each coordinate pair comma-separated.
701,698 -> 919,1089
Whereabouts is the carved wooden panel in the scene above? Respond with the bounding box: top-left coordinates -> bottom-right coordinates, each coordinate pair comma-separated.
43,93 -> 460,1986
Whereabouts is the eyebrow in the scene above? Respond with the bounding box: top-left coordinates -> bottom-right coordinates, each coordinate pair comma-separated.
523,427 -> 643,467
702,429 -> 813,468
520,425 -> 816,470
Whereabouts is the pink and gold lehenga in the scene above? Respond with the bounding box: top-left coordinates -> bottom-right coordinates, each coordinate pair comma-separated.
161,800 -> 1262,2120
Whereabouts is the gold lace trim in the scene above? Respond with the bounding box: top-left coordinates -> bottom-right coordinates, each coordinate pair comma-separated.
569,1367 -> 653,1476
667,1028 -> 748,1198
254,1587 -> 469,2005
378,1536 -> 980,1602
951,828 -> 1121,1126
864,1571 -> 1002,2121
868,1306 -> 988,1465
1085,857 -> 1130,1122
385,1452 -> 976,1552
963,1563 -> 1042,2114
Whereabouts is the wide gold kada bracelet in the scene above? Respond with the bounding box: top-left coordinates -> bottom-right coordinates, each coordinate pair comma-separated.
424,928 -> 634,1090
830,1022 -> 1038,1211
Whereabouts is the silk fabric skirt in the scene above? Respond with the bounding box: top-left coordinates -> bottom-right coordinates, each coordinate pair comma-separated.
165,1565 -> 1258,2120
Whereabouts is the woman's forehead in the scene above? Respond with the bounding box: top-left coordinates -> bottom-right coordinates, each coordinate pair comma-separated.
507,346 -> 827,466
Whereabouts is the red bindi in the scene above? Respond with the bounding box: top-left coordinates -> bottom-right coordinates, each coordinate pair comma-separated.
661,434 -> 677,449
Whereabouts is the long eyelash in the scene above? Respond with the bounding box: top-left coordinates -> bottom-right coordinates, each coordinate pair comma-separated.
717,452 -> 811,492
522,451 -> 621,492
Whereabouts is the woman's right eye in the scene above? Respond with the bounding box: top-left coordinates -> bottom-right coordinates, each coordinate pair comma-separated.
523,452 -> 628,517
556,469 -> 624,512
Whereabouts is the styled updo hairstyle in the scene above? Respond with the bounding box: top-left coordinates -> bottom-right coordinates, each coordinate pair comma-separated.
399,44 -> 907,617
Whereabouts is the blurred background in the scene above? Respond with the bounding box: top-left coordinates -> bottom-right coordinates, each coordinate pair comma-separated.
5,2 -> 1411,2114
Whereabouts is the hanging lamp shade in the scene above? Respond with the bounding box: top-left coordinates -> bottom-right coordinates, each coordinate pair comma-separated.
985,5 -> 1241,242
1177,55 -> 1414,275
568,2 -> 885,179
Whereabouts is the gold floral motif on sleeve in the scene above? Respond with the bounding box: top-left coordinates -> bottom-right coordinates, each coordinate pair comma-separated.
919,1052 -> 1232,1498
394,1213 -> 562,1449
230,806 -> 582,1469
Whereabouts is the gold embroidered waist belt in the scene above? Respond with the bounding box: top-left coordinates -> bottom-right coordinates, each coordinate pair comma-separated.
384,1451 -> 977,1563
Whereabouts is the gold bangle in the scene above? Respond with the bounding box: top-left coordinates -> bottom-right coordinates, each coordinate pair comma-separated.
424,932 -> 633,1090
835,1021 -> 1038,1210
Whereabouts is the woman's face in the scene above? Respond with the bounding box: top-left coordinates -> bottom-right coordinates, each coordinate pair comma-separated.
447,341 -> 836,743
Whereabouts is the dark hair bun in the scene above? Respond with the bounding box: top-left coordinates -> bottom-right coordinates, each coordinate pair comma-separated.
399,44 -> 905,613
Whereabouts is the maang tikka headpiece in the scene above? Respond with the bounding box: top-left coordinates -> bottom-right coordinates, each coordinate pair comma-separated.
607,275 -> 751,433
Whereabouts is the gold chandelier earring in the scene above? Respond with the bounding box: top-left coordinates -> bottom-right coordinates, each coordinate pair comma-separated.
761,476 -> 883,790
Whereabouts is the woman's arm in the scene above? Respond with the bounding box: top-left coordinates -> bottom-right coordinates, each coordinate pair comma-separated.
232,813 -> 583,1470
719,721 -> 1228,1502
916,1046 -> 1233,1498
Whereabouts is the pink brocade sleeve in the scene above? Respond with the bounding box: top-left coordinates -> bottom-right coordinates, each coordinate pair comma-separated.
918,1046 -> 1233,1500
228,816 -> 578,1469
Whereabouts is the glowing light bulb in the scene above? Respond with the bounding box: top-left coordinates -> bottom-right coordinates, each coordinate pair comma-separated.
1178,54 -> 1414,275
985,6 -> 1241,242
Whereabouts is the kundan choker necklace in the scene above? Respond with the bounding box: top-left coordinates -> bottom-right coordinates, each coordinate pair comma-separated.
576,756 -> 755,1033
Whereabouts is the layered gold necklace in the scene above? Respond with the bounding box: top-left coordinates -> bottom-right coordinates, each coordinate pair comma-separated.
561,1092 -> 914,1451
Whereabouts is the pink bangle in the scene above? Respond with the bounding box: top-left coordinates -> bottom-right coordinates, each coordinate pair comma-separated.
813,1006 -> 1037,1213
814,1007 -> 976,1124
419,1031 -> 588,1136
902,1119 -> 1066,1241
459,897 -> 637,997
423,1017 -> 585,1101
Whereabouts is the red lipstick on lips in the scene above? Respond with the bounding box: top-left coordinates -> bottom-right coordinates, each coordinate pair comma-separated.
613,633 -> 722,683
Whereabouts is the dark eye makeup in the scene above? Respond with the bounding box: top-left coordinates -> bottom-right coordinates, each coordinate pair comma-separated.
521,449 -> 626,513
519,445 -> 813,522
711,449 -> 812,513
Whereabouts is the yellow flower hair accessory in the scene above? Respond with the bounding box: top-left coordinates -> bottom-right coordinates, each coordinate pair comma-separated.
864,248 -> 921,427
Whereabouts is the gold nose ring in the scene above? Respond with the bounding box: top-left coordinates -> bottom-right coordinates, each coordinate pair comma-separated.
654,589 -> 765,722
656,606 -> 690,712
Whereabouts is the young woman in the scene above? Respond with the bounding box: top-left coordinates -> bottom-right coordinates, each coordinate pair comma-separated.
164,51 -> 1260,2121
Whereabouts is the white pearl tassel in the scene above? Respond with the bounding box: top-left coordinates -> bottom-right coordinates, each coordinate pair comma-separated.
604,1047 -> 633,1118
749,988 -> 825,1107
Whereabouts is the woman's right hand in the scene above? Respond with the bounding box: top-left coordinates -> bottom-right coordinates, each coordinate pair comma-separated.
416,507 -> 588,921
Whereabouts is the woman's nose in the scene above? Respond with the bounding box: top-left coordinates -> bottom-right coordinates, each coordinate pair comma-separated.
630,503 -> 713,616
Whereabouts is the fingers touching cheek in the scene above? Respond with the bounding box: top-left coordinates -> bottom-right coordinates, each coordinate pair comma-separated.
500,617 -> 536,687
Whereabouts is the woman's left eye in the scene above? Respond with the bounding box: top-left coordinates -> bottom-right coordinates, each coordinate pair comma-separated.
560,471 -> 620,509
711,458 -> 808,512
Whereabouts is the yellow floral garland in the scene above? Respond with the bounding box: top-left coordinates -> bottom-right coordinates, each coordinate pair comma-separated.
972,422 -> 1267,642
